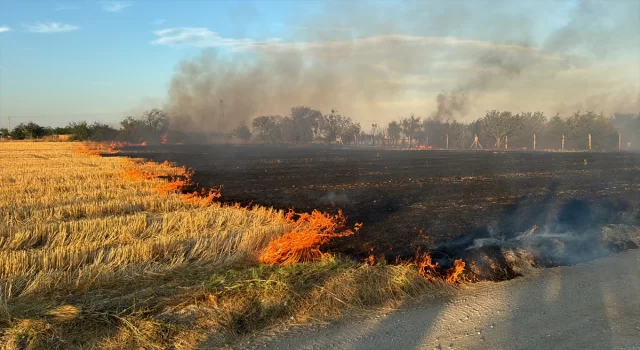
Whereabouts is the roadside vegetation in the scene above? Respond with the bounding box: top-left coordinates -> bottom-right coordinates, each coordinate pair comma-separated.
0,142 -> 454,349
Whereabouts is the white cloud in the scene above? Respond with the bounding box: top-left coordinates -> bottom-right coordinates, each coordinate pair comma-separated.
100,1 -> 133,13
0,26 -> 10,33
151,19 -> 166,25
151,28 -> 266,49
26,22 -> 79,33
54,5 -> 81,11
298,25 -> 355,32
151,28 -> 562,62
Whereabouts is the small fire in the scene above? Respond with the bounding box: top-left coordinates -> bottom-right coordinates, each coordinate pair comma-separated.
161,133 -> 168,145
400,249 -> 470,284
366,247 -> 376,265
181,187 -> 222,207
123,168 -> 154,181
260,210 -> 361,265
140,141 -> 148,146
74,143 -> 119,156
446,259 -> 466,284
416,251 -> 440,281
155,177 -> 189,195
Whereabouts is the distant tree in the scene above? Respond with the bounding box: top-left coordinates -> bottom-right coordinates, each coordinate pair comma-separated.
142,109 -> 169,133
341,121 -> 361,144
513,111 -> 546,148
278,116 -> 298,144
541,114 -> 567,149
520,112 -> 546,134
48,126 -> 58,135
422,117 -> 449,147
120,116 -> 144,133
481,110 -> 522,149
290,106 -> 322,143
375,127 -> 386,145
6,122 -> 46,139
400,115 -> 421,147
54,126 -> 72,135
0,128 -> 9,138
252,115 -> 282,143
67,121 -> 91,140
319,109 -> 347,143
232,124 -> 252,143
116,110 -> 168,143
10,124 -> 27,140
120,116 -> 147,141
387,121 -> 401,145
359,130 -> 368,145
22,122 -> 46,139
89,122 -> 118,141
565,111 -> 617,150
446,120 -> 467,149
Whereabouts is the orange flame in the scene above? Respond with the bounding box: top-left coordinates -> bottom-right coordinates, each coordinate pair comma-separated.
399,249 -> 469,284
74,143 -> 119,156
260,210 -> 361,265
75,141 -> 151,156
161,133 -> 168,145
181,188 -> 222,207
155,177 -> 188,195
446,259 -> 466,284
366,247 -> 376,266
416,252 -> 440,281
123,168 -> 154,181
119,159 -> 225,208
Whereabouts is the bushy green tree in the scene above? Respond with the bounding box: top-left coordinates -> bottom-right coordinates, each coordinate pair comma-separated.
10,124 -> 27,140
68,121 -> 91,140
24,122 -> 46,139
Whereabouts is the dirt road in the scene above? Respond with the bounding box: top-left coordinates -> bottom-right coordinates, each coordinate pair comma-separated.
245,249 -> 640,350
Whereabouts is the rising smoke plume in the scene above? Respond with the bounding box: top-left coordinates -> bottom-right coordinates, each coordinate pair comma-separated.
162,0 -> 640,132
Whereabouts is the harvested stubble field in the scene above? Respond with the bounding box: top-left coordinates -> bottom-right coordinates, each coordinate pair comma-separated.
0,142 -> 451,349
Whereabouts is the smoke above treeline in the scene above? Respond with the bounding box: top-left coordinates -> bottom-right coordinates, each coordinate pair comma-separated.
164,0 -> 640,133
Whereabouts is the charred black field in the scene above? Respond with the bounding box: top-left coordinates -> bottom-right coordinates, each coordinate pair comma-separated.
118,145 -> 640,274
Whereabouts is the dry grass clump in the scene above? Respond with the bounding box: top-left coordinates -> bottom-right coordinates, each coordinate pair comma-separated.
0,142 -> 452,349
196,258 -> 450,342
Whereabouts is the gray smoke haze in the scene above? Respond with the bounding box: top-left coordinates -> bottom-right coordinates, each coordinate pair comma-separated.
162,0 -> 640,132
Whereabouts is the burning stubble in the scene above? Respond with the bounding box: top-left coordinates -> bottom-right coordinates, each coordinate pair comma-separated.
163,0 -> 639,132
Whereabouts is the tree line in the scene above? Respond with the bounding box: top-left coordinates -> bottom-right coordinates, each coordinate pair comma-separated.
0,109 -> 170,142
249,107 -> 639,151
250,106 -> 361,145
1,107 -> 638,151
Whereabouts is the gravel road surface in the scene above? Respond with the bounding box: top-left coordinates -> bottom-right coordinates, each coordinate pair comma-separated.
244,249 -> 640,350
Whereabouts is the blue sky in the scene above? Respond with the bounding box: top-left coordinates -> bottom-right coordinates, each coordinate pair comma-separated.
0,1 -> 317,127
0,0 -> 638,128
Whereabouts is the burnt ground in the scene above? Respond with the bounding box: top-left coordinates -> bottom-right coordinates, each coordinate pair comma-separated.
117,145 -> 640,262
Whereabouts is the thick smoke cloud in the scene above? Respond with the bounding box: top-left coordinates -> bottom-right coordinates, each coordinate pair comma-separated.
163,0 -> 640,132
